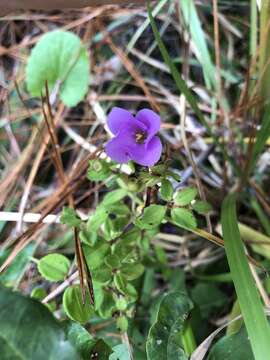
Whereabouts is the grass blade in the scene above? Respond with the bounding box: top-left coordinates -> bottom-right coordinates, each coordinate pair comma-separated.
147,2 -> 234,169
250,102 -> 270,171
221,193 -> 270,360
180,0 -> 216,90
147,2 -> 208,132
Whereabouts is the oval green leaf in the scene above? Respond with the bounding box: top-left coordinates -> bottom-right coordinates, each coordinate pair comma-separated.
174,187 -> 198,206
38,253 -> 70,281
63,285 -> 94,324
171,208 -> 197,229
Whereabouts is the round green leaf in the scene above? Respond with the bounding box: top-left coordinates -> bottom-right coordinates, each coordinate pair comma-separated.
63,285 -> 94,324
26,30 -> 90,107
38,253 -> 70,281
171,208 -> 197,229
174,187 -> 198,206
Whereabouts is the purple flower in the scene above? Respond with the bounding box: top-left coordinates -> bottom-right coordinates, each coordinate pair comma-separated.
105,107 -> 162,167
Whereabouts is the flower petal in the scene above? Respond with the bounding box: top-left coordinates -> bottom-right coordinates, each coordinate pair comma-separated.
129,136 -> 162,166
105,137 -> 130,163
107,107 -> 135,135
136,109 -> 161,138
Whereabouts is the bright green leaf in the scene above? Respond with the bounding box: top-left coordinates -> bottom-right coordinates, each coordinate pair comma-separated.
60,207 -> 81,227
38,253 -> 70,281
171,208 -> 197,229
83,242 -> 110,270
26,30 -> 89,107
174,187 -> 198,206
120,263 -> 144,281
137,205 -> 166,230
101,189 -> 128,207
192,200 -> 212,214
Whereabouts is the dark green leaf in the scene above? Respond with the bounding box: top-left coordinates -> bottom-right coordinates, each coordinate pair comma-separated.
208,325 -> 254,360
160,179 -> 174,201
0,285 -> 78,360
146,291 -> 193,360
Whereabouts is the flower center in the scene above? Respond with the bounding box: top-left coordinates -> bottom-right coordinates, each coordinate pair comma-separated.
135,131 -> 147,144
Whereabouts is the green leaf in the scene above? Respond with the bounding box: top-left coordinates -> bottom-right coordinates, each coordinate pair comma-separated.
26,30 -> 89,107
192,200 -> 212,214
221,193 -> 270,360
120,263 -> 144,281
101,189 -> 128,207
87,207 -> 108,232
137,205 -> 166,230
160,179 -> 174,201
90,339 -> 113,360
0,243 -> 35,286
174,187 -> 198,206
109,344 -> 131,360
66,323 -> 96,359
208,325 -> 254,360
98,291 -> 116,319
84,241 -> 110,270
92,265 -> 112,284
60,207 -> 81,227
191,283 -> 227,319
114,273 -> 137,301
63,285 -> 94,324
105,254 -> 121,269
87,159 -> 111,181
146,291 -> 193,360
38,253 -> 70,281
171,208 -> 197,229
0,285 -> 78,360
